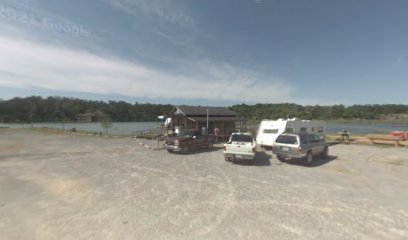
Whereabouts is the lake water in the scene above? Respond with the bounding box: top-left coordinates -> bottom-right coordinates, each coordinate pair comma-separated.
1,121 -> 407,135
326,122 -> 408,134
0,122 -> 159,136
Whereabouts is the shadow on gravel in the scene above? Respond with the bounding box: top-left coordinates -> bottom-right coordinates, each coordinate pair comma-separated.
208,146 -> 224,152
327,139 -> 357,147
311,155 -> 338,167
283,155 -> 338,167
231,152 -> 271,167
328,142 -> 341,147
173,146 -> 223,155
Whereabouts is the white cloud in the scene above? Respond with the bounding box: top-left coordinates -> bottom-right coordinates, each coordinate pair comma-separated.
0,35 -> 296,103
104,0 -> 199,54
105,0 -> 194,27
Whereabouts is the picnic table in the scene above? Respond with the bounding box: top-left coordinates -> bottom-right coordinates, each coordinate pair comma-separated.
389,131 -> 408,141
367,134 -> 404,147
338,129 -> 351,143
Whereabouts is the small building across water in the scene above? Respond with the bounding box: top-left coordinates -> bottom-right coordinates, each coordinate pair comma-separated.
76,111 -> 106,123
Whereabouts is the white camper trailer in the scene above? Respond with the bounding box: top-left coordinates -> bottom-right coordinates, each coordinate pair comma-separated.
256,118 -> 326,148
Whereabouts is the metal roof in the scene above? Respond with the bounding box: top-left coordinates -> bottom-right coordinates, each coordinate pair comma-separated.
187,116 -> 244,122
173,105 -> 238,117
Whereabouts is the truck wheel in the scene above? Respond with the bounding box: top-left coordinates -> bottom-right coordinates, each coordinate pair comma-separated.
320,146 -> 329,159
277,155 -> 285,162
208,142 -> 213,150
305,151 -> 313,166
183,146 -> 190,154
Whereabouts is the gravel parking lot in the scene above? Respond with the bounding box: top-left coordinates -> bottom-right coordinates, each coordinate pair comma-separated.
1,129 -> 407,240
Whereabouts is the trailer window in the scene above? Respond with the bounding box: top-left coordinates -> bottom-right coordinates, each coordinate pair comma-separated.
264,129 -> 278,134
299,134 -> 309,144
285,128 -> 294,133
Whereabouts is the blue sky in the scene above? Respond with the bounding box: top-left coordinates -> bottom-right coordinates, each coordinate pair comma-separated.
0,0 -> 407,106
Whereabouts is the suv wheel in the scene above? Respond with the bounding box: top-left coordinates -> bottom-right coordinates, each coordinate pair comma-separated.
321,146 -> 329,159
305,151 -> 313,166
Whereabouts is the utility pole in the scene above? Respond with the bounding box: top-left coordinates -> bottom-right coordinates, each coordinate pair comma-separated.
206,108 -> 209,134
157,115 -> 165,149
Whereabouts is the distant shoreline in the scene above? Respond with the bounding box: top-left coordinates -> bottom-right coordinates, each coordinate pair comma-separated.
2,128 -> 407,148
2,119 -> 408,138
327,119 -> 408,124
3,118 -> 407,124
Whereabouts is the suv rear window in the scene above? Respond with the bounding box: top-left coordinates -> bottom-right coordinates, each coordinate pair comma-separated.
231,135 -> 253,142
275,135 -> 298,144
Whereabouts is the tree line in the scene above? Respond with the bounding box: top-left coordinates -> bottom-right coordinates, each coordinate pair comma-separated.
230,103 -> 408,121
0,96 -> 407,123
0,96 -> 173,123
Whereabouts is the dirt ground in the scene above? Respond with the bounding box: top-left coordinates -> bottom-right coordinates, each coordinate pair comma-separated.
0,129 -> 407,240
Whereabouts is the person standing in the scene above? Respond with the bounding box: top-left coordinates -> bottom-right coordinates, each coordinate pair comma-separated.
214,127 -> 220,143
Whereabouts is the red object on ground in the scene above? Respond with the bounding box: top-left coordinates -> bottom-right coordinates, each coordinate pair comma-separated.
389,131 -> 408,141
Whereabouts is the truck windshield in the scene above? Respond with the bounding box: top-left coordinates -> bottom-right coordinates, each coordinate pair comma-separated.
276,135 -> 298,144
231,135 -> 253,142
178,130 -> 196,137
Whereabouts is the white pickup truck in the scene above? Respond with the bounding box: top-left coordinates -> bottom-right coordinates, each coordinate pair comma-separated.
223,132 -> 257,162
